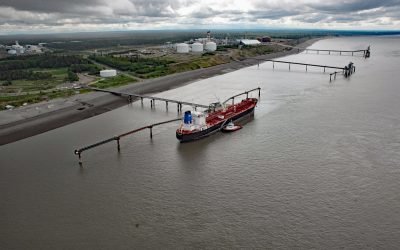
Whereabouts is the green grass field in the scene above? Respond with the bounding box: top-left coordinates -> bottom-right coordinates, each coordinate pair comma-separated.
91,74 -> 136,89
0,89 -> 82,109
1,68 -> 69,93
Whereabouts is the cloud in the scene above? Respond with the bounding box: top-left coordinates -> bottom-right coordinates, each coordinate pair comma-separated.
0,0 -> 399,34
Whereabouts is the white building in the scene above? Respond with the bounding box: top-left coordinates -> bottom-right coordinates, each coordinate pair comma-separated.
238,39 -> 261,46
26,45 -> 42,53
100,69 -> 117,78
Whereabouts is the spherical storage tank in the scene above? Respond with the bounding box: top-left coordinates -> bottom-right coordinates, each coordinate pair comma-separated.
191,42 -> 203,53
205,42 -> 217,52
100,69 -> 117,78
176,43 -> 189,53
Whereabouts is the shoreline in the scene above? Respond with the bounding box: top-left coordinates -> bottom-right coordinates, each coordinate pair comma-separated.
0,38 -> 321,146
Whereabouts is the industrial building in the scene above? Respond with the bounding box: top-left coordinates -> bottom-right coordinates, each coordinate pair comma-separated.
238,39 -> 261,46
100,69 -> 117,78
259,36 -> 272,43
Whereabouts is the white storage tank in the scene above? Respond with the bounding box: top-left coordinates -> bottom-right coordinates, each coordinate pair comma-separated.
7,49 -> 17,55
205,42 -> 217,52
100,69 -> 117,78
176,43 -> 189,53
191,42 -> 203,53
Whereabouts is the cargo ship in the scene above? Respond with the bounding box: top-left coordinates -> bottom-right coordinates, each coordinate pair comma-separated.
176,89 -> 260,142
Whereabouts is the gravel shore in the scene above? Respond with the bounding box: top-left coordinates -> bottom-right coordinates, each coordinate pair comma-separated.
0,38 -> 320,145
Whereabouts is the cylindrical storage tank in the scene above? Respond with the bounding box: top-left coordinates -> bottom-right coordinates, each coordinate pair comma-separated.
100,69 -> 117,78
176,43 -> 189,53
205,42 -> 217,52
7,49 -> 17,55
191,42 -> 203,53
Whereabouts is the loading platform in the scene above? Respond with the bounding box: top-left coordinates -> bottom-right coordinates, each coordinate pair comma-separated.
301,46 -> 371,58
256,59 -> 356,81
74,118 -> 181,164
90,87 -> 209,112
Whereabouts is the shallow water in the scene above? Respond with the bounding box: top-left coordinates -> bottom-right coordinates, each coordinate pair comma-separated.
1,36 -> 400,249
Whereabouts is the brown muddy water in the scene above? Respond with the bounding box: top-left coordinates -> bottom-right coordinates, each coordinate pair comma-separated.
1,36 -> 400,249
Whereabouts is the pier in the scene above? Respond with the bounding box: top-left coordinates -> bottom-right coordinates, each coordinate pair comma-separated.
257,59 -> 356,81
74,118 -> 181,164
222,87 -> 261,105
300,46 -> 371,58
90,88 -> 209,112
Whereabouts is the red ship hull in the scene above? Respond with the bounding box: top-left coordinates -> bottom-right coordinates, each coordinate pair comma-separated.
176,98 -> 258,142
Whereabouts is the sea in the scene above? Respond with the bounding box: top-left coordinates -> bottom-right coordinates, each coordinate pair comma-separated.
1,36 -> 400,249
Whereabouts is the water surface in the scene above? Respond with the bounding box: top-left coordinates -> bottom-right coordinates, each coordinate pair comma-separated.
1,36 -> 400,249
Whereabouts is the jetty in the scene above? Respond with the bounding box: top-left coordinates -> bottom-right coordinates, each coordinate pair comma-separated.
257,59 -> 356,81
301,46 -> 371,58
74,118 -> 181,164
90,87 -> 209,112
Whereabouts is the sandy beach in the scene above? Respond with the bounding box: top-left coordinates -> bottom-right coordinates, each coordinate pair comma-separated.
0,38 -> 320,145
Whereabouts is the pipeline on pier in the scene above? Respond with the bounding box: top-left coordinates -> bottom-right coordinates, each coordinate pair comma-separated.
74,118 -> 181,164
256,59 -> 356,81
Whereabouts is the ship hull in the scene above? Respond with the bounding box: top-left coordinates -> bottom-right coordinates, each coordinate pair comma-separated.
176,106 -> 255,142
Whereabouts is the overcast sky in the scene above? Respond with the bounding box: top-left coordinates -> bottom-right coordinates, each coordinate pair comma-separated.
0,0 -> 399,34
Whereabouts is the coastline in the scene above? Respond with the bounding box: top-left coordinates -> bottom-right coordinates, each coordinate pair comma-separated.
0,38 -> 321,146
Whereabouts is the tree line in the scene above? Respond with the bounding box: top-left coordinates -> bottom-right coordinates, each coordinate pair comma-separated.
0,55 -> 90,71
0,70 -> 52,81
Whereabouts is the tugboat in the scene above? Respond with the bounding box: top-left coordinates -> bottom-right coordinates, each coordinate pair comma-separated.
221,120 -> 242,133
176,89 -> 259,142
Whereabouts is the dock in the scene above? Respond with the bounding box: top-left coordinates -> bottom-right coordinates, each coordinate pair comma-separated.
74,118 -> 181,164
300,46 -> 371,58
90,88 -> 209,112
257,59 -> 356,81
74,87 -> 262,164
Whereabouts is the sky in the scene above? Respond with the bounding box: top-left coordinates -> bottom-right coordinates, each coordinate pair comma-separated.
0,0 -> 399,34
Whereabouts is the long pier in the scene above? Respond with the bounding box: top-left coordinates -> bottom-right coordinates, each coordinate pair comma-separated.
257,59 -> 356,81
74,118 -> 181,164
222,87 -> 261,105
90,88 -> 209,112
300,46 -> 371,58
